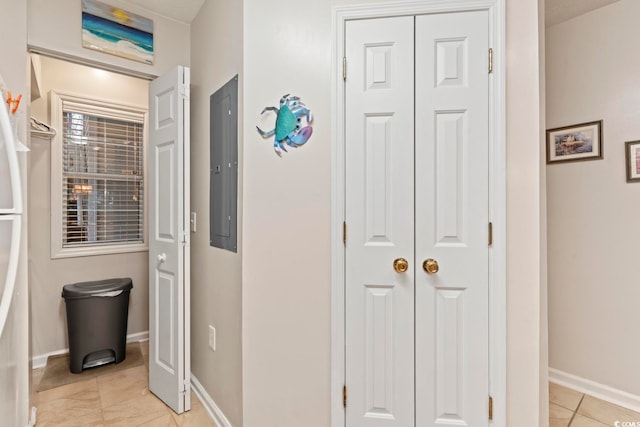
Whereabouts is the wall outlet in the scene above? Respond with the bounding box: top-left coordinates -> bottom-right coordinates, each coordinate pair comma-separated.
208,325 -> 216,351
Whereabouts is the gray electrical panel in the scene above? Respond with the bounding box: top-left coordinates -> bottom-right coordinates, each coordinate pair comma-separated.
210,75 -> 238,252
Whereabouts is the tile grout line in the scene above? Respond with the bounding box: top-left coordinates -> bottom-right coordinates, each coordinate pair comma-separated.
567,394 -> 585,427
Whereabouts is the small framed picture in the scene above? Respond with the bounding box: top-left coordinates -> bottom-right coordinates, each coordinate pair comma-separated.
546,120 -> 603,164
625,140 -> 640,182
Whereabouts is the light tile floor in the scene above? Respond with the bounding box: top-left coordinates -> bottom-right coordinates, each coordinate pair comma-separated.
550,382 -> 640,427
33,354 -> 640,427
32,341 -> 216,426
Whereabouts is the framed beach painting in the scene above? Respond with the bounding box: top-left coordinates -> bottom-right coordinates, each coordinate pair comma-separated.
546,120 -> 603,164
81,0 -> 154,65
625,140 -> 640,182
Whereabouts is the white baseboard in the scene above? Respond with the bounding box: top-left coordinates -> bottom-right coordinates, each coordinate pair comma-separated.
31,331 -> 149,369
549,368 -> 640,413
31,349 -> 67,370
126,331 -> 149,343
27,406 -> 36,427
191,374 -> 233,427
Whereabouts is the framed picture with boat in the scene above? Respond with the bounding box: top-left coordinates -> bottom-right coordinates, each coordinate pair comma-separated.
625,140 -> 640,182
546,120 -> 603,164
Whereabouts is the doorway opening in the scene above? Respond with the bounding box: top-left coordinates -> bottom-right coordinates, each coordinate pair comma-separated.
29,53 -> 193,418
29,53 -> 151,373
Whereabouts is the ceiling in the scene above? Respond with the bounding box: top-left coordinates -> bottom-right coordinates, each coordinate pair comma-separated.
125,0 -> 205,24
125,0 -> 620,27
546,0 -> 621,26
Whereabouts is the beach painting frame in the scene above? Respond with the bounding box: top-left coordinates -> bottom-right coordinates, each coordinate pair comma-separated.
546,120 -> 603,164
625,140 -> 640,182
82,0 -> 154,65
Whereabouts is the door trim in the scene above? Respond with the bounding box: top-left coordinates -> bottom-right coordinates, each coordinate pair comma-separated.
330,1 -> 506,426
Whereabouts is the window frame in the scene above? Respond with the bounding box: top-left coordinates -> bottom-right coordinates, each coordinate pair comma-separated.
50,90 -> 149,259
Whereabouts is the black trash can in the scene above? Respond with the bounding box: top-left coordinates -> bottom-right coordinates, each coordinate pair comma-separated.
61,277 -> 133,374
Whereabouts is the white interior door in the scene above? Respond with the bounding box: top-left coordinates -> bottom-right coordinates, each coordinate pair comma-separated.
414,11 -> 489,425
149,65 -> 191,414
345,16 -> 415,427
345,10 -> 490,427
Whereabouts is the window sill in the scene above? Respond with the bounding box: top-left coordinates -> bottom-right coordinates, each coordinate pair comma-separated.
51,242 -> 148,259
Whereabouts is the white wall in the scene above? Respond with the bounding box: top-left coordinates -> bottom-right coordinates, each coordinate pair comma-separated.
189,0 -> 243,425
29,55 -> 150,358
28,0 -> 190,78
546,0 -> 640,396
242,0 -> 544,426
243,0 -> 343,424
505,0 -> 545,424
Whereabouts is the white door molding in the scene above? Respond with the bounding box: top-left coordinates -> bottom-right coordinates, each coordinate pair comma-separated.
330,1 -> 506,426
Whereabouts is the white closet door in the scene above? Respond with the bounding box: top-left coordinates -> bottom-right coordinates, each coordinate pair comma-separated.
345,16 -> 415,427
149,65 -> 191,414
414,10 -> 490,426
345,10 -> 491,427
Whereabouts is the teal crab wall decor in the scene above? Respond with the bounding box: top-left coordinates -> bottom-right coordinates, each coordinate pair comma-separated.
256,94 -> 313,156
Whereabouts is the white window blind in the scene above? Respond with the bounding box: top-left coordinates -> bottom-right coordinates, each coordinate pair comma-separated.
50,91 -> 148,258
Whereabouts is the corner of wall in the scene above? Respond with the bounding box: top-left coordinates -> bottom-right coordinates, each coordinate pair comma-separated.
188,0 -> 244,425
538,1 -> 549,426
505,0 -> 544,425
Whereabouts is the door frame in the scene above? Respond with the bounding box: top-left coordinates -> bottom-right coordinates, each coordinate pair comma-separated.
330,1 -> 506,426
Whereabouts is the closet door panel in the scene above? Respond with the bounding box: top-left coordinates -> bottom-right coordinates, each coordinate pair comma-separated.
345,16 -> 415,427
415,10 -> 490,426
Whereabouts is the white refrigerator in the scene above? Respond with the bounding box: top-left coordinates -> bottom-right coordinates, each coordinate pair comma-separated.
0,77 -> 30,426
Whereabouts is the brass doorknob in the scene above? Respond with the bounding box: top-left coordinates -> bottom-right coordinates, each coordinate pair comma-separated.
393,258 -> 409,273
423,258 -> 439,274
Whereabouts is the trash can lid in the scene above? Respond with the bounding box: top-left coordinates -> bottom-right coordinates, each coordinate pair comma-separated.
62,277 -> 133,299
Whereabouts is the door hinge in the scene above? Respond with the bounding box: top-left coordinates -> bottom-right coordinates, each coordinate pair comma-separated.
489,395 -> 493,420
488,222 -> 493,246
343,221 -> 347,245
180,83 -> 190,99
343,385 -> 347,408
488,48 -> 493,74
343,57 -> 347,81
